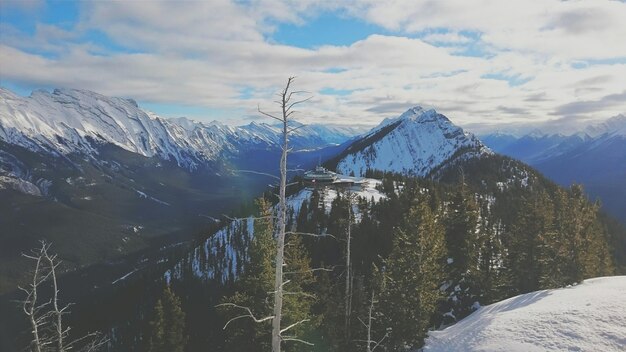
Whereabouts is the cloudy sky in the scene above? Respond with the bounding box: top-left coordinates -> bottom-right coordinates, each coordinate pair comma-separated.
1,0 -> 625,133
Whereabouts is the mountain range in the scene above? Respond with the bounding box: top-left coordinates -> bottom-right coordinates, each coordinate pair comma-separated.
0,87 -> 366,292
1,87 -> 625,351
0,87 -> 498,294
2,87 -> 623,294
481,114 -> 626,224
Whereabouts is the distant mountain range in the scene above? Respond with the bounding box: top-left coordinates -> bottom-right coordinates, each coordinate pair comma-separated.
1,86 -> 623,295
481,114 -> 626,224
0,88 -> 365,172
0,87 -> 366,292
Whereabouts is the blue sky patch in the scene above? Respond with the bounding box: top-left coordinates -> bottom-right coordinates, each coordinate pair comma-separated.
320,87 -> 354,96
271,12 -> 385,48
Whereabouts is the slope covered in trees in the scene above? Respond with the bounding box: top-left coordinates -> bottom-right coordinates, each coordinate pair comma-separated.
4,156 -> 622,352
144,154 -> 620,351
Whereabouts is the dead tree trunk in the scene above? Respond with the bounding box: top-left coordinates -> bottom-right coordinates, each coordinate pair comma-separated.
271,85 -> 289,352
258,76 -> 311,352
344,191 -> 354,343
20,245 -> 50,352
358,290 -> 387,352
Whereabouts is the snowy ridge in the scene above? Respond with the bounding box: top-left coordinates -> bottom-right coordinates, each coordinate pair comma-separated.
423,276 -> 626,352
0,88 -> 361,171
166,216 -> 255,284
240,121 -> 365,150
165,179 -> 386,283
336,107 -> 490,177
0,88 -> 249,170
482,113 -> 626,163
584,114 -> 626,138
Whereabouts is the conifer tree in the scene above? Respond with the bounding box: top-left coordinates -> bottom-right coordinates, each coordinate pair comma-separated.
147,287 -> 187,352
442,181 -> 480,322
380,196 -> 446,350
508,190 -> 553,293
281,233 -> 317,351
220,198 -> 275,352
475,199 -> 508,303
545,185 -> 615,287
221,198 -> 317,351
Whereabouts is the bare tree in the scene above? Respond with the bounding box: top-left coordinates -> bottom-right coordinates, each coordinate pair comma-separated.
259,76 -> 312,352
344,190 -> 358,343
19,241 -> 107,352
357,290 -> 388,352
20,243 -> 53,352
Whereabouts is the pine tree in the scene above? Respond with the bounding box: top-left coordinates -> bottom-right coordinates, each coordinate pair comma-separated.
445,182 -> 479,276
547,185 -> 615,286
220,198 -> 275,352
147,287 -> 187,352
442,182 -> 480,323
475,198 -> 507,303
508,190 -> 553,293
281,233 -> 317,351
380,196 -> 446,350
220,198 -> 317,351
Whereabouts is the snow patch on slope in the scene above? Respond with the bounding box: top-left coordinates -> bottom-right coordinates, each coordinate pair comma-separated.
423,276 -> 626,352
166,178 -> 386,283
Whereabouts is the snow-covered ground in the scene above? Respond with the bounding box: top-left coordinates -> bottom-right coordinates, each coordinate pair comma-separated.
423,276 -> 626,352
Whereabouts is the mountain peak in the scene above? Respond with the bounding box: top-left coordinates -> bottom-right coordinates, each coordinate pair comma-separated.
399,105 -> 426,119
376,106 -> 449,131
333,107 -> 488,177
584,114 -> 626,138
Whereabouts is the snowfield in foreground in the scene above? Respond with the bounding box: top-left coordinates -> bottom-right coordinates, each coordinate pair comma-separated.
423,276 -> 626,352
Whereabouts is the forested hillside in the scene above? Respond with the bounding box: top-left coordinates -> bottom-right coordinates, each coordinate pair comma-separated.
91,155 -> 620,351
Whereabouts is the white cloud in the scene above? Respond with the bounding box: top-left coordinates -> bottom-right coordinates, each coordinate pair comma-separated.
422,32 -> 472,45
0,0 -> 625,132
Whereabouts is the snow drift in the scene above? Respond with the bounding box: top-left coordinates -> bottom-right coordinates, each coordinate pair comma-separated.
423,276 -> 626,352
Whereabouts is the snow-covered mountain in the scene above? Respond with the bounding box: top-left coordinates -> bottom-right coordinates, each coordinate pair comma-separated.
331,107 -> 490,177
480,115 -> 626,224
240,121 -> 367,150
423,276 -> 626,352
0,88 -> 362,172
584,114 -> 626,138
481,114 -> 626,163
0,87 -> 364,293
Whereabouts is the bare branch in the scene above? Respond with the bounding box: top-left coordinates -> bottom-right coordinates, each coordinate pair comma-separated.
284,265 -> 339,275
281,337 -> 314,346
221,214 -> 276,222
280,319 -> 309,334
216,303 -> 274,329
285,231 -> 340,241
237,169 -> 280,180
286,96 -> 313,112
20,241 -> 107,352
68,331 -> 109,352
287,124 -> 308,134
258,105 -> 282,122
